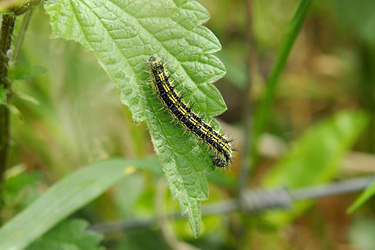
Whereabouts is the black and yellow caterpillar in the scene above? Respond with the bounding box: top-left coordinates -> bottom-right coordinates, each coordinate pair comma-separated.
147,56 -> 233,167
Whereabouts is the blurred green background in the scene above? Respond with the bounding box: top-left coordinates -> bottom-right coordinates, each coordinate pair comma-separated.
2,0 -> 375,249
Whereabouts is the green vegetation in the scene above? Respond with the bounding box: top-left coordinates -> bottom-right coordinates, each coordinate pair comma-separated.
0,0 -> 374,249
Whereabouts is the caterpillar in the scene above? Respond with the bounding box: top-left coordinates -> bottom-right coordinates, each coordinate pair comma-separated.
147,56 -> 233,167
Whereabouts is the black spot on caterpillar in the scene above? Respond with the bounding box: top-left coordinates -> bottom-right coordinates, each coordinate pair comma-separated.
147,56 -> 233,167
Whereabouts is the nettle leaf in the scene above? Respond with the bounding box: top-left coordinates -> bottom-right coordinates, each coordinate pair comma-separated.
3,170 -> 41,201
45,0 -> 226,236
26,219 -> 103,250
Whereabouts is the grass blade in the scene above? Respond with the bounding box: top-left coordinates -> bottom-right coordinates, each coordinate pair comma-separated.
253,0 -> 313,151
0,158 -> 159,250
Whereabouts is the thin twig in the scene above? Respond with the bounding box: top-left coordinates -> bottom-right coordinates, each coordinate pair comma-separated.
238,0 -> 255,210
12,9 -> 33,64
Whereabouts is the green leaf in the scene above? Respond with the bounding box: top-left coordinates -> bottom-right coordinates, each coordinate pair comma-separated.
9,64 -> 46,81
348,180 -> 375,213
253,0 -> 313,151
45,0 -> 226,237
13,92 -> 40,105
262,110 -> 370,226
3,167 -> 42,218
3,170 -> 41,201
26,219 -> 103,250
0,158 -> 160,250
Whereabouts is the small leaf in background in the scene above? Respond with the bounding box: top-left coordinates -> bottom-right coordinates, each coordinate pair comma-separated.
348,180 -> 375,213
4,171 -> 41,196
13,92 -> 40,105
45,0 -> 227,237
349,218 -> 375,250
26,219 -> 104,250
262,110 -> 370,226
7,103 -> 24,122
2,167 -> 42,222
3,169 -> 41,203
9,64 -> 46,81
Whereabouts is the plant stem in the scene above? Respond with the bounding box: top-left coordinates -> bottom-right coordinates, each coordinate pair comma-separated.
0,14 -> 16,224
238,0 -> 255,208
13,0 -> 44,16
